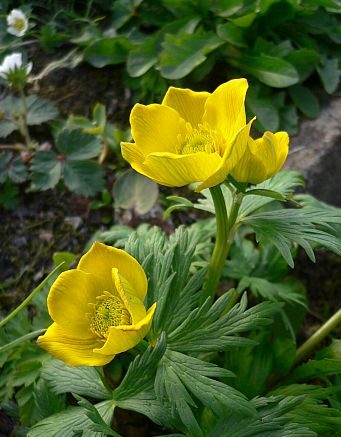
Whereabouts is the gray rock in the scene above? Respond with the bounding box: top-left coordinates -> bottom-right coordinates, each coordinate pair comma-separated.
285,97 -> 341,206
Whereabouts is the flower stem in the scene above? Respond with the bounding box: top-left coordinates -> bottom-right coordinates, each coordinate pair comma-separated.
293,308 -> 341,366
200,185 -> 243,305
18,86 -> 32,147
0,262 -> 64,329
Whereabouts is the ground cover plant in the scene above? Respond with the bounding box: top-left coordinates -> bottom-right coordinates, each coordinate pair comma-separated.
1,0 -> 340,210
0,2 -> 341,437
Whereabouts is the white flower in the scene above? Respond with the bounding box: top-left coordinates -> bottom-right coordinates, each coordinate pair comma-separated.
0,53 -> 32,80
7,9 -> 29,37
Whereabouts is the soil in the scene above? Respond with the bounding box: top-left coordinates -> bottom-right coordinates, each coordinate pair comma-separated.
294,249 -> 341,341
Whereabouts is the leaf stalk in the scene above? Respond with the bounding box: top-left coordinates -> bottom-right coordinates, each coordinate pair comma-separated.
293,308 -> 341,366
0,262 -> 64,329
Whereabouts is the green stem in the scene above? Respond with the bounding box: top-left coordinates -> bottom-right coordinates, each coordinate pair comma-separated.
293,308 -> 341,366
0,329 -> 46,354
200,185 -> 228,304
200,185 -> 243,305
0,262 -> 64,329
18,86 -> 32,147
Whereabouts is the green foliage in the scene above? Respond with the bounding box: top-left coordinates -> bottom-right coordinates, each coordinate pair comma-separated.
23,0 -> 340,133
113,169 -> 159,215
30,127 -> 104,195
0,180 -> 19,210
112,334 -> 178,429
124,225 -> 210,334
74,395 -> 121,437
27,400 -> 114,437
156,349 -> 254,436
0,309 -> 51,428
40,359 -> 112,400
0,95 -> 58,138
0,94 -> 130,201
66,102 -> 120,152
189,171 -> 341,268
191,171 -> 304,216
0,152 -> 27,183
1,200 -> 341,435
243,206 -> 341,267
209,395 -> 316,436
168,292 -> 278,352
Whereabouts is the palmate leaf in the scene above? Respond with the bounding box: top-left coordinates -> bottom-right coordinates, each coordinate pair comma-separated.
194,171 -> 304,216
289,359 -> 341,383
113,334 -> 166,401
63,160 -> 104,196
269,385 -> 341,435
112,334 -> 177,429
168,292 -> 279,353
0,119 -> 17,138
0,152 -> 27,183
33,378 -> 66,425
0,95 -> 58,137
156,349 -> 256,436
209,396 -> 315,437
74,395 -> 121,437
124,225 -> 209,336
40,358 -> 111,399
30,151 -> 62,191
56,128 -> 103,160
156,360 -> 201,436
238,277 -> 307,308
224,232 -> 289,281
242,207 -> 341,267
238,171 -> 305,218
28,400 -> 114,437
26,96 -> 59,125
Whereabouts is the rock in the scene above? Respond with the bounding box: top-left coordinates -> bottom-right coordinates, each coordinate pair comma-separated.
38,230 -> 53,242
64,216 -> 83,230
284,97 -> 341,206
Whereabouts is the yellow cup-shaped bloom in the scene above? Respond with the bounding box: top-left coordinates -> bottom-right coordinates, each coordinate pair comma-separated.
38,242 -> 156,366
121,78 -> 254,191
230,131 -> 289,184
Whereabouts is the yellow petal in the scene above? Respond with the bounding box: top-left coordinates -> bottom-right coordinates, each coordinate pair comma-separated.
112,268 -> 147,324
37,323 -> 111,366
162,86 -> 210,127
94,303 -> 156,356
121,141 -> 162,183
47,269 -> 99,338
78,242 -> 148,302
140,151 -> 222,187
271,131 -> 289,176
251,135 -> 278,177
231,137 -> 268,184
203,78 -> 248,144
196,118 -> 254,191
130,103 -> 187,155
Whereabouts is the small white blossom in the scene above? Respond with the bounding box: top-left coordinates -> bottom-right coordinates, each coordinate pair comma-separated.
7,9 -> 29,37
0,53 -> 32,80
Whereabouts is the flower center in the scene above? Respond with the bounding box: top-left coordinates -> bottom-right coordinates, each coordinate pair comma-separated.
89,293 -> 131,338
13,18 -> 26,32
178,126 -> 224,156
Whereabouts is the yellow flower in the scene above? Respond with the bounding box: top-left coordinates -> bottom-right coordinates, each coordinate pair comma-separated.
121,78 -> 254,191
230,131 -> 289,184
38,242 -> 156,366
